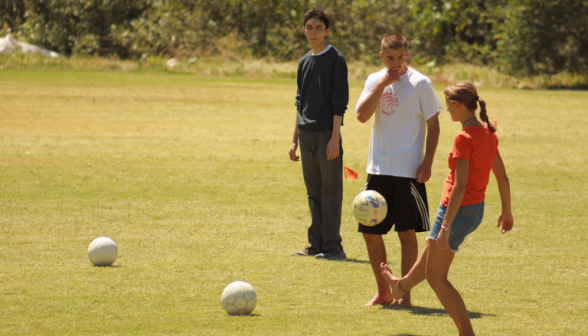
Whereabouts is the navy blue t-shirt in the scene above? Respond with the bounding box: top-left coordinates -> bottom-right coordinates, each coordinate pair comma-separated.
295,46 -> 349,131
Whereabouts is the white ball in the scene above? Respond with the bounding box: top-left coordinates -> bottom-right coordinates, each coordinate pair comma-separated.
88,237 -> 118,266
221,281 -> 257,315
352,190 -> 388,226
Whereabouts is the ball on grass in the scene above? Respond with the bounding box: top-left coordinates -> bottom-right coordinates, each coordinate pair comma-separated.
88,237 -> 118,266
221,281 -> 257,315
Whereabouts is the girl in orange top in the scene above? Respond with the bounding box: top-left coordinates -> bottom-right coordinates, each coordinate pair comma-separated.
380,81 -> 514,336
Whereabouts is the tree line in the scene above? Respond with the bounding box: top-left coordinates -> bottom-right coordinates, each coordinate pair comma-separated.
2,0 -> 587,76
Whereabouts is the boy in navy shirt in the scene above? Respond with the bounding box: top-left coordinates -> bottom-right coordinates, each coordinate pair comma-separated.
289,7 -> 349,260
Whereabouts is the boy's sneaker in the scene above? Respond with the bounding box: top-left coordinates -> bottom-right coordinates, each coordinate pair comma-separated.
291,247 -> 321,257
314,249 -> 346,260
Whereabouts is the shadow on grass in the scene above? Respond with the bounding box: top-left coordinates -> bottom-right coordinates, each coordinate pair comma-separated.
92,265 -> 122,268
336,258 -> 372,265
381,305 -> 495,319
228,313 -> 261,317
388,334 -> 421,336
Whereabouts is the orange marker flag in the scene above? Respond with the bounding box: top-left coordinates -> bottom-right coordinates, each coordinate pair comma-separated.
344,166 -> 358,180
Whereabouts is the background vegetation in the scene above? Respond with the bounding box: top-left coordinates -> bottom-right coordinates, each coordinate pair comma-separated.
2,0 -> 588,79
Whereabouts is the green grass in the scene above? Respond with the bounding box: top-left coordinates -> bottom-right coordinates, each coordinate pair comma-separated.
1,69 -> 587,335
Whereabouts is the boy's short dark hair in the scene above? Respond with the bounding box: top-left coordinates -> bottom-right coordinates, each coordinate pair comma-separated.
381,33 -> 408,51
304,7 -> 330,30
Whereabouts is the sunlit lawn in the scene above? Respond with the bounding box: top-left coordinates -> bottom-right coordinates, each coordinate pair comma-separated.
1,69 -> 587,335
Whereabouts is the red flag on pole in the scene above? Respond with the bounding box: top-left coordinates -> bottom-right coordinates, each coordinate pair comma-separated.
344,166 -> 358,180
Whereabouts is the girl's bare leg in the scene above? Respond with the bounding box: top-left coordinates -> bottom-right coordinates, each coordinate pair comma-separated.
380,239 -> 432,300
426,244 -> 475,336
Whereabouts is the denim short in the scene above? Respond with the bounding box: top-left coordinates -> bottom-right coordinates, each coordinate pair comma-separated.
428,201 -> 484,252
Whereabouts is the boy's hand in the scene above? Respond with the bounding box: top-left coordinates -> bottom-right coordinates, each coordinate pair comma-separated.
497,212 -> 514,233
380,68 -> 402,87
289,142 -> 300,161
416,161 -> 432,183
326,138 -> 339,160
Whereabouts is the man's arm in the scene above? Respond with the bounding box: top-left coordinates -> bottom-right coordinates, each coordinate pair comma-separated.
291,61 -> 303,162
327,54 -> 348,160
416,114 -> 440,183
289,111 -> 300,162
356,68 -> 401,123
326,115 -> 342,160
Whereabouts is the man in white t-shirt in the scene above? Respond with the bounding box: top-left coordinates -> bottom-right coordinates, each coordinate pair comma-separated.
356,33 -> 443,307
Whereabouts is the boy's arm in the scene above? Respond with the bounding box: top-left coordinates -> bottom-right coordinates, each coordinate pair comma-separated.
416,114 -> 440,183
289,111 -> 300,162
492,154 -> 513,233
326,115 -> 342,160
436,158 -> 469,251
291,63 -> 302,162
327,54 -> 348,161
356,68 -> 401,123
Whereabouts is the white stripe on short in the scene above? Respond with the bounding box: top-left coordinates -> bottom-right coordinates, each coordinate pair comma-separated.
411,182 -> 430,231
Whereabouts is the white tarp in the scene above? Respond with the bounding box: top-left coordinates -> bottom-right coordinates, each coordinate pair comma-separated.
0,34 -> 60,58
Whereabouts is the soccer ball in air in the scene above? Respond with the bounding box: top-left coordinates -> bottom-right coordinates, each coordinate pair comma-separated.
88,237 -> 118,266
352,190 -> 388,226
221,281 -> 257,315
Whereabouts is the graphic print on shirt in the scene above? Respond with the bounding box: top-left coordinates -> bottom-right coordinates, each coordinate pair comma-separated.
378,89 -> 398,115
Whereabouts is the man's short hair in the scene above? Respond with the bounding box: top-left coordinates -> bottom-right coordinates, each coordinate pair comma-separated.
381,33 -> 408,51
304,7 -> 330,30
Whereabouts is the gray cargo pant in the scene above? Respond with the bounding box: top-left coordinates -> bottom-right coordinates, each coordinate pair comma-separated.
298,129 -> 344,253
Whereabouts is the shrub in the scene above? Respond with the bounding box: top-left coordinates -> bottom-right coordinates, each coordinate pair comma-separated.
1,0 -> 150,57
497,0 -> 588,75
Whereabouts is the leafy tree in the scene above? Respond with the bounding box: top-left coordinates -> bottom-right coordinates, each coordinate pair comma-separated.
2,0 -> 150,57
1,0 -> 26,33
2,0 -> 586,77
407,0 -> 506,65
497,0 -> 588,75
123,0 -> 305,58
321,0 -> 413,62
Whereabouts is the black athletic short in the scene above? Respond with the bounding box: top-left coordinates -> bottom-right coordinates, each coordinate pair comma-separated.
358,174 -> 430,235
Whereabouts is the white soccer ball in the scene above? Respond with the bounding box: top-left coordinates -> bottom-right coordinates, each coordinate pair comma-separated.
221,281 -> 257,315
352,190 -> 388,226
88,237 -> 118,266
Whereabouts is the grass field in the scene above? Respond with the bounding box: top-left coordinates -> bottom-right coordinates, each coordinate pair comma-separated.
1,69 -> 587,335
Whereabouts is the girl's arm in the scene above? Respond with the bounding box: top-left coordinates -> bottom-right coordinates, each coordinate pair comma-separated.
437,158 -> 469,251
492,154 -> 514,233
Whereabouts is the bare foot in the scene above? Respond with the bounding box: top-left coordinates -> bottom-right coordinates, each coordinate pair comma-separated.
390,298 -> 412,308
380,262 -> 406,301
364,292 -> 394,306
380,263 -> 399,285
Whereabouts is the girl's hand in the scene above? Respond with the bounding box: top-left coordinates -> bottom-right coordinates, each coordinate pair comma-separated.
497,212 -> 514,234
436,226 -> 451,251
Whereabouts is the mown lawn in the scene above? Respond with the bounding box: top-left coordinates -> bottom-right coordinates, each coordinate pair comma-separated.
1,69 -> 587,335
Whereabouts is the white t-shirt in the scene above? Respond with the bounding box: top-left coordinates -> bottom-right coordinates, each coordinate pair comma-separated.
355,67 -> 443,178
